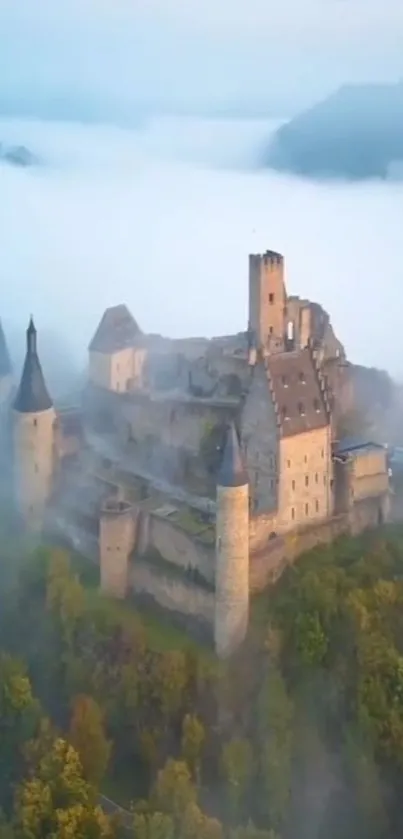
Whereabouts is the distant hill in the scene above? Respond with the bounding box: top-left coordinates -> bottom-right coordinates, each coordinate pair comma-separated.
0,143 -> 38,168
265,83 -> 403,181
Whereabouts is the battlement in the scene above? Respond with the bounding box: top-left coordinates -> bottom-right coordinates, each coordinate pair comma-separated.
249,250 -> 284,266
101,498 -> 133,516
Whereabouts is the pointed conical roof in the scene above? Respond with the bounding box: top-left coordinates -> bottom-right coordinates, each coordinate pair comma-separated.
13,318 -> 53,414
217,423 -> 248,487
0,319 -> 12,377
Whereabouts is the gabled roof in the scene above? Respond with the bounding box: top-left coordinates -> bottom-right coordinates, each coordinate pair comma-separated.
13,318 -> 53,414
0,319 -> 12,377
267,345 -> 330,438
217,423 -> 248,487
89,305 -> 142,353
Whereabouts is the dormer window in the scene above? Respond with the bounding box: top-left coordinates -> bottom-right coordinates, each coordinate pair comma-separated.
281,375 -> 288,388
298,401 -> 306,416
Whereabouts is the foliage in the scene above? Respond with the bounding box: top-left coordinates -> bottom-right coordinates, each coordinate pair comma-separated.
3,532 -> 403,837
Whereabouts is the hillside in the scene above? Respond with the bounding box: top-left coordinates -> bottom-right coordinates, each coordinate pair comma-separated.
2,530 -> 403,837
266,83 -> 403,181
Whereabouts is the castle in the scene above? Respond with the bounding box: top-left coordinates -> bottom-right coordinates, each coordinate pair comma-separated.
0,250 -> 391,658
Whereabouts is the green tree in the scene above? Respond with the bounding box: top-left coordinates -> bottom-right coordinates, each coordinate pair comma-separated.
181,714 -> 205,781
69,694 -> 111,787
133,811 -> 175,839
0,653 -> 40,809
151,760 -> 196,821
221,737 -> 253,820
257,668 -> 294,831
14,736 -> 114,838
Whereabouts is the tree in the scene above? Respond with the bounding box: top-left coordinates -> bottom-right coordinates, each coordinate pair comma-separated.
151,760 -> 196,821
156,652 -> 188,720
221,737 -> 253,820
133,811 -> 175,839
69,694 -> 111,787
181,714 -> 205,781
257,668 -> 294,831
179,802 -> 223,839
14,736 -> 114,839
0,653 -> 40,809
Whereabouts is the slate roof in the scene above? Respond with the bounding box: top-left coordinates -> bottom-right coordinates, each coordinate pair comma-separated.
89,305 -> 143,353
333,438 -> 386,457
217,423 -> 248,487
0,320 -> 12,377
267,346 -> 330,438
13,318 -> 53,414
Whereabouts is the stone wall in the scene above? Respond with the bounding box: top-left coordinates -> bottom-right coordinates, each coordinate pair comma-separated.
129,561 -> 214,625
138,511 -> 215,585
249,493 -> 389,592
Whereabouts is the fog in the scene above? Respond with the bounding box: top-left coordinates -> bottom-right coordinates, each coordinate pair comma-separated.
1,0 -> 403,120
1,114 -> 403,383
1,0 -> 403,387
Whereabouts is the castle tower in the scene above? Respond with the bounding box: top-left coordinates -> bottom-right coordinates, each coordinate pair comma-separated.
0,319 -> 13,405
99,496 -> 136,598
215,423 -> 249,659
13,318 -> 56,532
248,250 -> 286,350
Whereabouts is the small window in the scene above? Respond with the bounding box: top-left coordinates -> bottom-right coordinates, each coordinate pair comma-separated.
321,448 -> 324,458
287,459 -> 291,468
305,475 -> 309,487
299,371 -> 306,384
282,406 -> 289,420
304,454 -> 308,464
268,326 -> 273,335
281,375 -> 288,388
292,479 -> 296,490
305,503 -> 309,516
291,507 -> 295,520
315,500 -> 319,512
269,293 -> 274,304
314,398 -> 321,413
324,474 -> 327,485
315,472 -> 318,483
33,418 -> 37,428
298,401 -> 306,416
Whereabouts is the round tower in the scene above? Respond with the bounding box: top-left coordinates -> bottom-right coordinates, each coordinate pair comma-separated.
13,318 -> 56,532
215,423 -> 249,659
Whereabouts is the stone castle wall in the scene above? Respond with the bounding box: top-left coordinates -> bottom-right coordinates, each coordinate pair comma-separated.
130,561 -> 214,626
249,493 -> 389,592
137,510 -> 215,584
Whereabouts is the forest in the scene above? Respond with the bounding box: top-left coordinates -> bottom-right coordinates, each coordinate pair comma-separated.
1,525 -> 403,838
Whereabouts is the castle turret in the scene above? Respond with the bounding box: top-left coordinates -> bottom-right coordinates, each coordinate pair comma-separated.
13,318 -> 55,532
215,423 -> 249,658
248,250 -> 286,351
0,319 -> 12,405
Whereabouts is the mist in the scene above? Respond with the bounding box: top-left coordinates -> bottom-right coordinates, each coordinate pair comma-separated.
1,0 -> 403,387
1,114 -> 403,383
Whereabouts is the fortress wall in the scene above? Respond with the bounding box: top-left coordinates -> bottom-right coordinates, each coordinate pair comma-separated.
137,510 -> 215,584
249,511 -> 278,552
129,561 -> 214,625
249,493 -> 389,592
120,397 -> 223,454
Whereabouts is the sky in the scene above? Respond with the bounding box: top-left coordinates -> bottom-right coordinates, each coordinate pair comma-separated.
1,0 -> 403,389
1,0 -> 402,120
